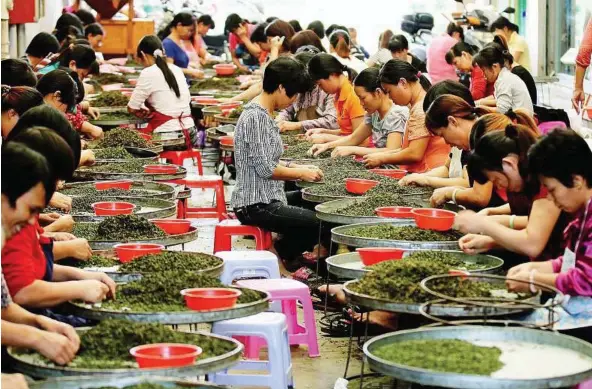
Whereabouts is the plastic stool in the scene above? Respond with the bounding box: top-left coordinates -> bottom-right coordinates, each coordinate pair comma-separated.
236,279 -> 320,358
217,251 -> 280,285
214,219 -> 272,253
160,149 -> 204,175
182,176 -> 228,221
211,312 -> 293,389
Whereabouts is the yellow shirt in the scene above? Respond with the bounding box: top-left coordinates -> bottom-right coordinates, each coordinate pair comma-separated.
509,31 -> 531,71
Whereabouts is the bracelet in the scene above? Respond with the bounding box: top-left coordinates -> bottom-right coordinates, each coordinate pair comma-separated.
529,269 -> 538,293
509,214 -> 516,230
451,189 -> 460,205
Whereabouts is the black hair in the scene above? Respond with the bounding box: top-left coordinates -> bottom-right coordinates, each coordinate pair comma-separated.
388,34 -> 409,53
1,141 -> 52,206
158,12 -> 195,40
308,53 -> 358,83
1,85 -> 44,116
250,22 -> 268,44
295,45 -> 322,55
329,29 -> 352,59
423,80 -> 475,111
473,44 -> 507,69
0,59 -> 37,87
289,20 -> 302,33
379,59 -> 431,91
490,16 -> 519,33
7,105 -> 81,170
294,51 -> 316,66
488,35 -> 515,65
265,20 -> 295,52
528,129 -> 592,188
88,60 -> 100,76
225,13 -> 244,34
425,94 -> 488,133
353,67 -> 381,92
326,24 -> 348,38
56,44 -> 96,70
55,25 -> 83,45
290,30 -> 325,54
262,57 -> 310,97
74,38 -> 91,45
197,14 -> 215,29
266,16 -> 278,23
446,22 -> 464,40
84,23 -> 104,38
36,69 -> 79,111
55,13 -> 84,35
307,20 -> 325,39
445,41 -> 476,65
25,32 -> 60,59
137,35 -> 180,98
74,9 -> 96,26
58,66 -> 85,103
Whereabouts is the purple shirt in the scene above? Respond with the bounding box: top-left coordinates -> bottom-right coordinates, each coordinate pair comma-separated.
276,85 -> 338,130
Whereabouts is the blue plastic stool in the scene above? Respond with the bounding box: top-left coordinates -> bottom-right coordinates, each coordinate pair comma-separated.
217,250 -> 281,285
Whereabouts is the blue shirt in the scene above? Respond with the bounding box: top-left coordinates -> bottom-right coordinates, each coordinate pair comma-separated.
162,38 -> 189,69
37,62 -> 59,75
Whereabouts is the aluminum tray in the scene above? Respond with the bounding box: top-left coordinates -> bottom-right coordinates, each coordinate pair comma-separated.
331,220 -> 461,250
65,289 -> 269,324
363,326 -> 592,389
68,197 -> 176,222
90,117 -> 146,126
31,376 -> 227,389
83,225 -> 199,250
192,89 -> 241,97
214,115 -> 239,125
343,280 -> 538,317
62,181 -> 176,200
94,147 -> 159,163
301,187 -> 361,203
73,165 -> 186,183
8,329 -> 242,379
177,188 -> 191,199
326,250 -> 504,280
88,143 -> 164,155
206,128 -> 224,142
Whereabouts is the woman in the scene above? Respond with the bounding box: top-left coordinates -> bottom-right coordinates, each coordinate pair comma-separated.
230,57 -> 326,272
84,23 -> 105,62
24,32 -> 61,72
388,35 -> 427,74
305,53 -> 365,143
328,29 -> 367,73
289,30 -> 325,54
1,59 -> 38,87
128,35 -> 197,148
490,16 -> 531,71
37,44 -> 96,83
455,124 -> 569,263
367,29 -> 394,67
445,41 -> 491,101
491,35 -> 537,105
1,86 -> 44,138
363,59 -> 449,172
309,67 -> 408,158
225,13 -> 261,72
264,20 -> 296,63
159,12 -> 203,79
275,50 -> 337,132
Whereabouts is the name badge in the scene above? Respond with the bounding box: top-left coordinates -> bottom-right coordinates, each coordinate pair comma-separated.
561,247 -> 576,273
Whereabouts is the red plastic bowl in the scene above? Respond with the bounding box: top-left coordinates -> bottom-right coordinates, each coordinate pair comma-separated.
220,136 -> 234,146
375,206 -> 413,218
139,133 -> 152,141
114,243 -> 165,263
94,180 -> 133,191
92,201 -> 136,216
130,343 -> 202,369
143,164 -> 178,174
219,102 -> 241,110
151,219 -> 191,235
356,247 -> 405,266
585,107 -> 592,119
412,208 -> 457,231
370,169 -> 408,179
345,178 -> 379,195
181,288 -> 241,311
214,64 -> 237,76
192,96 -> 220,105
101,83 -> 124,92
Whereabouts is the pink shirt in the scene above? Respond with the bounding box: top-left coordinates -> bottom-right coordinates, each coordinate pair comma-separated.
576,19 -> 592,68
229,23 -> 256,52
426,34 -> 459,84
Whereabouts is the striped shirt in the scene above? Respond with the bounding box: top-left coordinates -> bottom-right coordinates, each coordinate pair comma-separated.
275,85 -> 338,130
230,103 -> 287,208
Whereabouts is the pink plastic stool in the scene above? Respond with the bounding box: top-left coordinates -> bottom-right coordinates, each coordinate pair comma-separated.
236,279 -> 320,358
214,219 -> 272,253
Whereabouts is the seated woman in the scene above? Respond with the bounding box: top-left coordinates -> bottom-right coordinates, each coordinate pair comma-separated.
1,58 -> 39,87
275,49 -> 338,132
327,29 -> 367,73
388,35 -> 427,73
159,12 -> 204,79
1,86 -> 44,138
24,32 -> 61,72
230,57 -> 327,273
84,23 -> 105,63
309,67 -> 408,158
491,35 -> 537,105
305,53 -> 365,144
37,43 -> 97,83
289,30 -> 326,54
445,41 -> 492,101
366,29 -> 394,67
363,60 -> 450,172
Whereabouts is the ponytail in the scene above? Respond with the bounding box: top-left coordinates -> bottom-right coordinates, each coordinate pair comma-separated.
425,94 -> 488,133
329,29 -> 352,59
379,59 -> 431,92
491,34 -> 514,65
137,35 -> 180,98
308,52 -> 358,83
56,43 -> 96,70
469,109 -> 539,150
1,85 -> 44,115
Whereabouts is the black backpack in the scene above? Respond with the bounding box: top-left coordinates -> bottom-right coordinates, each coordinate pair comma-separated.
402,13 -> 434,35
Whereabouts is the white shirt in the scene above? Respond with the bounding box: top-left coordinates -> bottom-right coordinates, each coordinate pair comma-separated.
330,53 -> 368,74
367,48 -> 392,66
494,67 -> 534,115
128,63 -> 195,133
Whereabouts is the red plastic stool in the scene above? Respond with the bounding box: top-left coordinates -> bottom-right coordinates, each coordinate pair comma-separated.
160,149 -> 204,175
214,219 -> 272,253
182,176 -> 228,221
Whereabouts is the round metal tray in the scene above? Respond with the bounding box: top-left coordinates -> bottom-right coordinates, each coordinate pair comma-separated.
192,89 -> 241,97
301,186 -> 361,203
30,376 -> 227,389
66,289 -> 269,324
68,197 -> 176,222
326,250 -> 504,280
88,143 -> 164,155
206,128 -> 224,142
363,326 -> 592,389
83,225 -> 199,250
214,115 -> 239,125
73,165 -> 186,183
94,147 -> 159,163
8,329 -> 243,379
90,117 -> 146,126
62,181 -> 176,200
331,220 -> 461,250
177,188 -> 191,199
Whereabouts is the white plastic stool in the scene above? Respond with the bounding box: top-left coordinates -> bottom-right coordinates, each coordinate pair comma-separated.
211,312 -> 293,389
217,250 -> 281,285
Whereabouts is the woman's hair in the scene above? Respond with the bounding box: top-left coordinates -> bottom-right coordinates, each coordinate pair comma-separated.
55,13 -> 84,35
0,59 -> 37,87
158,12 -> 195,40
353,67 -> 381,92
294,51 -> 316,67
56,44 -> 96,70
528,129 -> 592,187
25,32 -> 60,59
84,23 -> 104,38
489,34 -> 514,65
473,43 -> 509,69
379,59 -> 431,91
289,20 -> 302,33
308,53 -> 358,82
36,69 -> 79,110
1,85 -> 44,115
490,16 -> 519,33
307,20 -> 325,39
197,14 -> 215,29
74,9 -> 96,26
379,30 -> 394,49
445,41 -> 476,65
387,34 -> 409,53
329,29 -> 352,59
54,25 -> 83,44
423,80 -> 475,111
137,35 -> 180,98
290,30 -> 325,54
266,16 -> 279,23
7,105 -> 81,169
224,13 -> 244,34
250,22 -> 268,44
446,22 -> 464,40
58,66 -> 85,103
262,57 -> 310,98
469,109 -> 539,150
264,20 -> 296,52
425,94 -> 489,133
326,24 -> 348,39
468,124 -> 538,185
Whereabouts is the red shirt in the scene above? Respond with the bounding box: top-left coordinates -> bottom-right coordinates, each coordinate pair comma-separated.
228,23 -> 256,52
1,223 -> 47,296
470,65 -> 488,101
576,19 -> 592,68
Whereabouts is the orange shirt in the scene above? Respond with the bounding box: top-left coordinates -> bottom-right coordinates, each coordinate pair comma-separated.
334,81 -> 365,135
399,97 -> 450,173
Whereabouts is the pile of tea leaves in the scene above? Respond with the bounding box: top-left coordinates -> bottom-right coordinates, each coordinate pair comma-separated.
282,142 -> 331,159
94,147 -> 134,159
72,215 -> 166,241
281,132 -> 302,147
305,183 -> 359,198
336,194 -> 431,216
400,251 -> 488,270
82,160 -> 160,174
62,186 -> 154,198
93,128 -> 151,149
372,339 -> 503,376
97,271 -> 261,312
119,252 -> 222,273
228,106 -> 244,119
74,255 -> 118,268
92,91 -> 130,107
315,156 -> 366,172
15,319 -> 236,369
345,224 -> 462,241
95,111 -> 138,122
190,77 -> 241,92
92,73 -> 128,85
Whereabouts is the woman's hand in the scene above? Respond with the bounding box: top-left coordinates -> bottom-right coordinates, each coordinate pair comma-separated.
270,36 -> 285,51
458,234 -> 496,254
572,87 -> 586,114
363,154 -> 383,168
187,68 -> 204,79
64,238 -> 93,261
49,193 -> 72,212
298,167 -> 324,182
505,269 -> 532,293
304,128 -> 325,138
79,150 -> 96,167
308,143 -> 329,157
86,272 -> 117,300
235,25 -> 248,38
36,316 -> 80,350
47,215 -> 74,233
77,280 -> 110,303
398,173 -> 428,187
331,146 -> 355,158
86,106 -> 100,120
430,188 -> 452,207
44,232 -> 77,241
2,374 -> 29,389
87,124 -> 103,139
507,262 -> 534,278
308,134 -> 334,144
454,210 -> 487,234
277,120 -> 302,133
